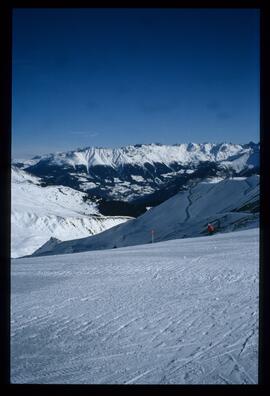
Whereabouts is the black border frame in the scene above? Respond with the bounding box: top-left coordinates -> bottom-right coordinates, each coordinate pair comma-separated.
1,1 -> 269,394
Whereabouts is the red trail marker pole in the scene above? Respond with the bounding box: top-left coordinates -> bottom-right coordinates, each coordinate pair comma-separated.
151,229 -> 155,243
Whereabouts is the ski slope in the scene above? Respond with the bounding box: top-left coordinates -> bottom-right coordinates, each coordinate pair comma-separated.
11,228 -> 259,384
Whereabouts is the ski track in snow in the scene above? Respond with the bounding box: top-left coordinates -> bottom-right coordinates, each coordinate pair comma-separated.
11,229 -> 259,384
184,187 -> 193,223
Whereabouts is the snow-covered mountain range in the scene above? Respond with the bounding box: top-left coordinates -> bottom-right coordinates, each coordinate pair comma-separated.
32,175 -> 259,257
13,142 -> 259,205
11,166 -> 131,258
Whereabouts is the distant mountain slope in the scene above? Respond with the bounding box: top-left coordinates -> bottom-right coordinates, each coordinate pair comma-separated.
32,175 -> 259,257
11,166 -> 132,258
13,142 -> 259,203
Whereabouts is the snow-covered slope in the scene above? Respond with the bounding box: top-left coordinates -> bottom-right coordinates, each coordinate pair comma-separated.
11,167 -> 131,258
33,175 -> 259,257
11,228 -> 259,384
13,142 -> 259,202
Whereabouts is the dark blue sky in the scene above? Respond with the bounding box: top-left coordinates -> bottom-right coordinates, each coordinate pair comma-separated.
12,8 -> 259,159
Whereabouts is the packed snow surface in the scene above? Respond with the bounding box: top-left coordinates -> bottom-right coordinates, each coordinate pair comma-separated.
11,228 -> 259,384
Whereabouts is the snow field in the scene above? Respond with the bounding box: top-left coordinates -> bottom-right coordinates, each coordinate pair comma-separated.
11,166 -> 131,257
11,228 -> 259,384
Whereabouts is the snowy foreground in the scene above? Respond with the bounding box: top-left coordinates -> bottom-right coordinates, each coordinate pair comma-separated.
11,228 -> 259,384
